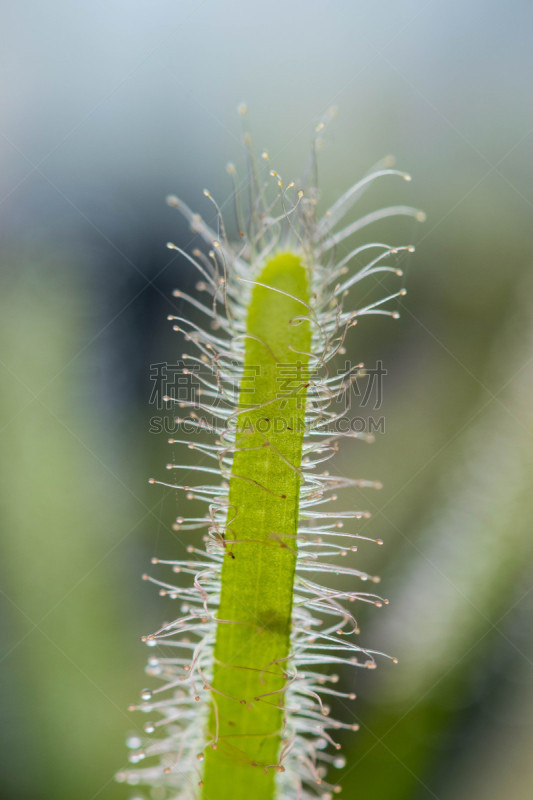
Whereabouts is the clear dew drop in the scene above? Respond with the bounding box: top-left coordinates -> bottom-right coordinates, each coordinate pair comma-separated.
126,735 -> 142,750
140,689 -> 152,701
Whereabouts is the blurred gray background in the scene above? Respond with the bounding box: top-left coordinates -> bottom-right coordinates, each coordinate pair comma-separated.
1,1 -> 533,798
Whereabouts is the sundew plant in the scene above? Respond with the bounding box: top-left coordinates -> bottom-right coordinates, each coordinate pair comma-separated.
117,109 -> 424,800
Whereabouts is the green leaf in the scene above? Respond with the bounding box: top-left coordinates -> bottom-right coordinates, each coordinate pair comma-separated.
202,252 -> 311,800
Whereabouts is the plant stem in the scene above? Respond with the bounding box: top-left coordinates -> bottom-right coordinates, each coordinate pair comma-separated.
202,252 -> 311,800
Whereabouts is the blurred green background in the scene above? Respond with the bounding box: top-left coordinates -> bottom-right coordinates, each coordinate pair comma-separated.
1,1 -> 533,798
